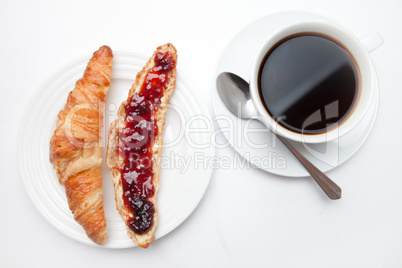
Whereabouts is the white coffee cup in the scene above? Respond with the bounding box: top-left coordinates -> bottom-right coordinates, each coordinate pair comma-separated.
249,12 -> 382,144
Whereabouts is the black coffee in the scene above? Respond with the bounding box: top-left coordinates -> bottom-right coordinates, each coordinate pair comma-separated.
258,33 -> 360,134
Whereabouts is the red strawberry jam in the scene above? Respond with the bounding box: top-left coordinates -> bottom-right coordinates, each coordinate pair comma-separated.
118,52 -> 175,234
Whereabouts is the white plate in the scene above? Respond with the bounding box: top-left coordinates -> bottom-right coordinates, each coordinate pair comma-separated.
18,51 -> 215,248
212,12 -> 379,177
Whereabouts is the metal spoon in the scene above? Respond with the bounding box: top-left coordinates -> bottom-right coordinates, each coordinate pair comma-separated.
216,72 -> 341,200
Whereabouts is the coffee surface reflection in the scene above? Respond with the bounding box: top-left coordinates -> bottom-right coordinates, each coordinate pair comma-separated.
258,33 -> 360,134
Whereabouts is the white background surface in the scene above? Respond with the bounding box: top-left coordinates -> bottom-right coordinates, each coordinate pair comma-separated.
2,0 -> 402,267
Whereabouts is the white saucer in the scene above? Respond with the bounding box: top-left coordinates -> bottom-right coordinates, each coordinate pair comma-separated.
212,13 -> 379,177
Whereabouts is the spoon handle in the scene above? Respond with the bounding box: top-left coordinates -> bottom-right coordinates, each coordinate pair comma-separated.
276,135 -> 342,200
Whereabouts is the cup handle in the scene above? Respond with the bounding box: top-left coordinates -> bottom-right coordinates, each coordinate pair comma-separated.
360,31 -> 383,53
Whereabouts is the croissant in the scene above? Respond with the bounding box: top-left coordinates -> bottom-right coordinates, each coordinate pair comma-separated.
49,46 -> 113,245
106,44 -> 177,248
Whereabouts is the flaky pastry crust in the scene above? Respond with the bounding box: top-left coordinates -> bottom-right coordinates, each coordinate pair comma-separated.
49,46 -> 113,245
